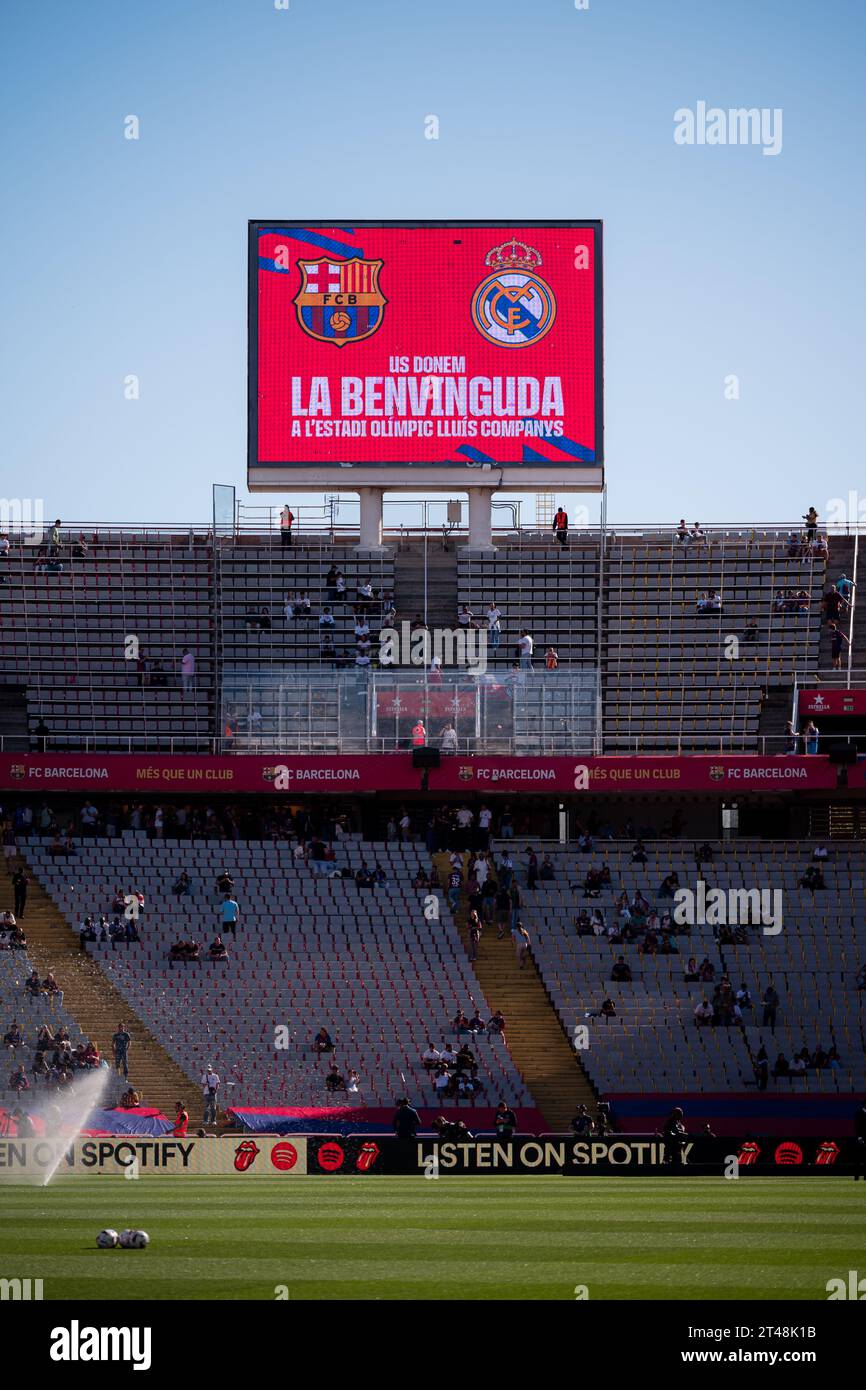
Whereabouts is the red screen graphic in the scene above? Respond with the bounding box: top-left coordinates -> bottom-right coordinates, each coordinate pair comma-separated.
251,222 -> 601,470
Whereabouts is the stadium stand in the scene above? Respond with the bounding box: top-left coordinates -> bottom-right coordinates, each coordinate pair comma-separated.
516,839 -> 866,1106
24,834 -> 533,1113
602,530 -> 827,752
0,532 -> 215,751
0,518 -> 861,1135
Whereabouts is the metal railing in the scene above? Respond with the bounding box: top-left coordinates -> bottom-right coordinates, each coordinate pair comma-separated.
4,518 -> 863,549
3,730 -> 863,757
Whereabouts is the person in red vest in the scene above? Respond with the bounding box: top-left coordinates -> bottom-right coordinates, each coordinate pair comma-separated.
279,504 -> 294,547
552,507 -> 568,547
171,1100 -> 189,1137
412,719 -> 427,747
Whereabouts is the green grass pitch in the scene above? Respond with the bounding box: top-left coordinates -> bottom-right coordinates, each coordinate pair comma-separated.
2,1176 -> 864,1300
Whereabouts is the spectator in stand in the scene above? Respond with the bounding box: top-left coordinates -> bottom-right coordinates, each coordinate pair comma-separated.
762,983 -> 780,1031
208,935 -> 229,961
8,1063 -> 29,1098
422,1042 -> 441,1071
180,648 -> 195,695
545,646 -> 559,670
675,519 -> 688,545
440,722 -> 458,753
487,1009 -> 506,1036
279,504 -> 294,546
172,871 -> 192,898
112,1023 -> 131,1079
216,868 -> 234,894
457,604 -> 476,629
828,620 -> 850,670
688,522 -> 706,547
694,998 -> 713,1026
799,863 -> 825,892
447,865 -> 462,914
486,601 -> 502,651
784,720 -> 800,754
467,910 -> 482,962
512,920 -> 531,969
220,893 -> 240,935
411,719 -> 427,747
201,1064 -> 220,1122
80,801 -> 99,837
658,871 -> 680,899
517,629 -> 534,670
611,956 -> 632,983
2,1021 -> 23,1054
525,848 -> 539,890
313,1028 -> 334,1055
42,971 -> 63,1012
552,506 -> 568,547
803,506 -> 819,540
631,840 -> 648,864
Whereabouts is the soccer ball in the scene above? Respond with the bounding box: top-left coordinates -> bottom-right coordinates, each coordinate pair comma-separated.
118,1228 -> 149,1249
96,1229 -> 119,1248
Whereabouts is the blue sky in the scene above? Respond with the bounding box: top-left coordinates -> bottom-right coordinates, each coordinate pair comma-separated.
1,0 -> 863,528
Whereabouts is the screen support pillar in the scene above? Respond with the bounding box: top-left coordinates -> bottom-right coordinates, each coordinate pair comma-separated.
356,487 -> 386,551
467,488 -> 495,551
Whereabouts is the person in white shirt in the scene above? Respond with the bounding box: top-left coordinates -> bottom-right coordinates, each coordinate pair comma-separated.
486,602 -> 502,651
346,1070 -> 360,1094
201,1064 -> 220,1124
422,1043 -> 441,1070
434,1069 -> 450,1095
440,1044 -> 457,1067
181,648 -> 195,694
478,804 -> 493,848
319,607 -> 336,629
517,630 -> 534,670
440,722 -> 458,753
456,805 -> 473,830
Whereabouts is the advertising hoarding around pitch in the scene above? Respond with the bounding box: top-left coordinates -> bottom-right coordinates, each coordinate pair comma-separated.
248,221 -> 603,492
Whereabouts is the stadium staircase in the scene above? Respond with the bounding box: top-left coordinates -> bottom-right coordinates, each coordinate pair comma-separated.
433,851 -> 597,1129
6,858 -> 198,1122
0,686 -> 29,751
393,545 -> 458,631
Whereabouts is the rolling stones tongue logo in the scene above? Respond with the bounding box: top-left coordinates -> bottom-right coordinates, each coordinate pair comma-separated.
234,1140 -> 261,1172
815,1140 -> 840,1166
737,1141 -> 761,1167
356,1141 -> 380,1172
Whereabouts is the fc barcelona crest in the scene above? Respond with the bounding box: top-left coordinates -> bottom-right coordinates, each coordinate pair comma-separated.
294,257 -> 387,347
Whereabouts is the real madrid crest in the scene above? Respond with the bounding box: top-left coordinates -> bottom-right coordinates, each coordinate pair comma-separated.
471,240 -> 556,347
